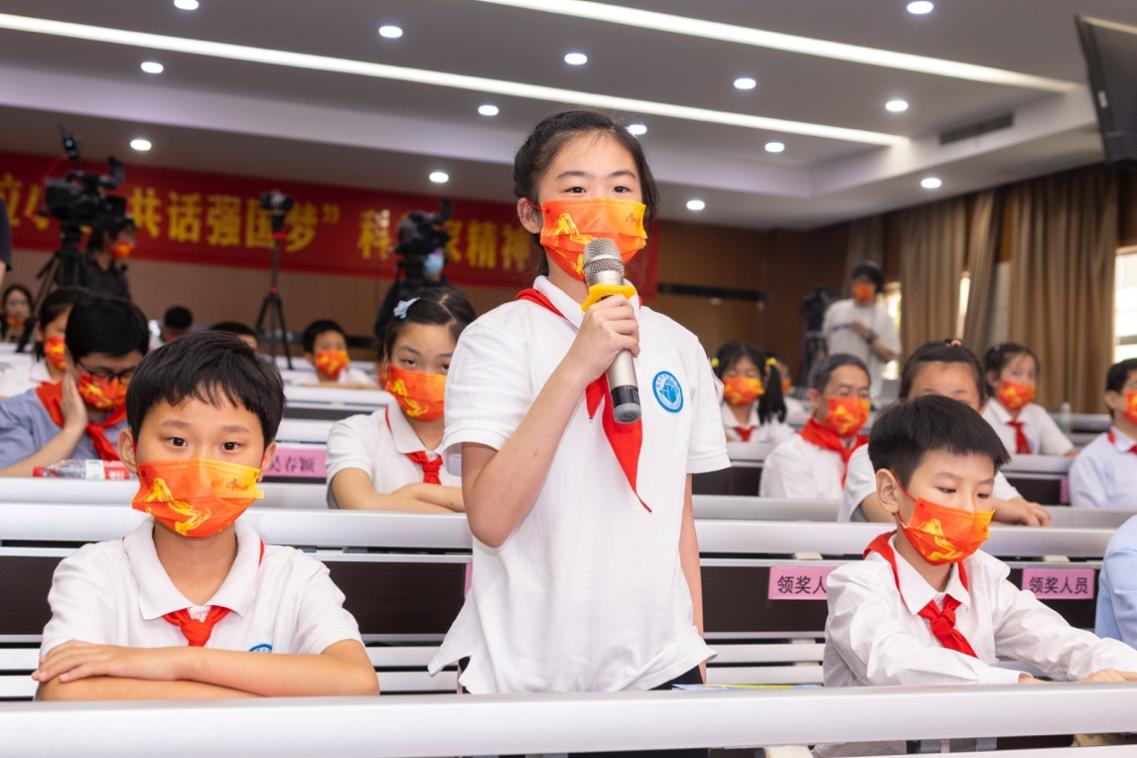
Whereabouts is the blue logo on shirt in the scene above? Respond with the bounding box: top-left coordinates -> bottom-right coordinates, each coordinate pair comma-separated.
652,371 -> 684,413
248,643 -> 273,653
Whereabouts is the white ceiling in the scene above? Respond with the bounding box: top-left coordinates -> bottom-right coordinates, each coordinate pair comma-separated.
0,0 -> 1132,229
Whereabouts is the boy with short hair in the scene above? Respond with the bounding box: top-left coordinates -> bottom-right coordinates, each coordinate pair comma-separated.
301,318 -> 371,385
34,331 -> 378,700
161,305 -> 194,343
821,395 -> 1137,755
1070,358 -> 1137,509
210,321 -> 259,352
0,295 -> 149,477
760,353 -> 871,500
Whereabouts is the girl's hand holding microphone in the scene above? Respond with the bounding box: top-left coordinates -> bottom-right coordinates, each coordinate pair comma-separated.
560,295 -> 639,387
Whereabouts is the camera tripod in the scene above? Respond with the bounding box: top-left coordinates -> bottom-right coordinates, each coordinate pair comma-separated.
254,205 -> 292,369
15,226 -> 86,353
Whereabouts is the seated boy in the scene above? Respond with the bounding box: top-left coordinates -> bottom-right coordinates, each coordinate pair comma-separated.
300,319 -> 371,386
1070,358 -> 1137,509
821,395 -> 1137,756
33,331 -> 378,700
760,354 -> 871,500
0,295 -> 149,477
210,320 -> 259,352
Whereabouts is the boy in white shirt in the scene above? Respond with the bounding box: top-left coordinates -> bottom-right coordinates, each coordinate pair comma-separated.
760,354 -> 870,500
33,331 -> 377,700
300,319 -> 372,386
1070,358 -> 1137,508
822,395 -> 1137,756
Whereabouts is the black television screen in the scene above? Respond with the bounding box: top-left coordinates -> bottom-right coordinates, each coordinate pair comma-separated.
1077,15 -> 1137,165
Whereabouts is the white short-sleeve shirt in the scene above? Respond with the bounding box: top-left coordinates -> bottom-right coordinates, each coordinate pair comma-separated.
0,358 -> 49,399
1069,428 -> 1137,509
982,399 -> 1074,456
325,407 -> 460,508
838,445 -> 1023,522
428,276 -> 729,694
758,433 -> 848,501
720,402 -> 794,459
40,519 -> 362,657
822,298 -> 901,395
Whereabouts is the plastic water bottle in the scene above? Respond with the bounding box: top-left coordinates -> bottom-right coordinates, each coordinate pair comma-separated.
1058,402 -> 1072,435
33,459 -> 132,480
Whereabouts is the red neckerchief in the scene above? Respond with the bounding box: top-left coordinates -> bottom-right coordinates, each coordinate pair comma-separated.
162,541 -> 265,647
734,427 -> 754,442
35,382 -> 125,462
1107,428 -> 1137,455
798,417 -> 866,486
516,288 -> 650,512
384,408 -> 443,484
1006,420 -> 1031,455
864,531 -> 977,658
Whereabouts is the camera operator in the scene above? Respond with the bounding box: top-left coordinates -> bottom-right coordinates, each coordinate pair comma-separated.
72,215 -> 136,301
373,201 -> 452,345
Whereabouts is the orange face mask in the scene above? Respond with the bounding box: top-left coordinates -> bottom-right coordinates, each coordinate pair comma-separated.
385,364 -> 446,422
852,281 -> 876,305
538,198 -> 647,281
43,335 -> 67,371
723,376 -> 763,406
996,380 -> 1035,412
112,241 -> 134,260
894,480 -> 994,565
1122,391 -> 1137,427
78,374 -> 127,411
782,377 -> 793,394
824,396 -> 870,436
314,349 -> 350,381
132,458 -> 264,538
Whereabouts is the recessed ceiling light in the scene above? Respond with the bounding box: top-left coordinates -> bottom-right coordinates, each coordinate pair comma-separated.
686,199 -> 706,212
885,98 -> 909,113
172,0 -> 199,10
733,76 -> 757,90
477,104 -> 499,116
378,25 -> 403,39
563,51 -> 588,66
764,141 -> 785,153
907,1 -> 934,14
130,138 -> 152,152
429,171 -> 449,184
627,122 -> 647,136
140,60 -> 164,74
920,176 -> 942,189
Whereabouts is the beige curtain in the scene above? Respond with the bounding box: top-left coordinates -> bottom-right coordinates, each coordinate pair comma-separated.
961,190 -> 1001,355
844,216 -> 884,285
898,198 -> 968,354
1007,167 -> 1119,412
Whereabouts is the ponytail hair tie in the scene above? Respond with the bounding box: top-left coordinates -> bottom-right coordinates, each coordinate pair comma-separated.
393,298 -> 420,320
766,357 -> 778,368
710,357 -> 720,369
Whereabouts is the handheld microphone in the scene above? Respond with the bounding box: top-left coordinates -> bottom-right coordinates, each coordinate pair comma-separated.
582,238 -> 641,424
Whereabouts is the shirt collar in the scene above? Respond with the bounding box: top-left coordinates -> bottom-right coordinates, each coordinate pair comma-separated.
1109,426 -> 1137,452
888,535 -> 971,614
533,275 -> 641,331
125,519 -> 262,620
385,407 -> 440,456
987,399 -> 1013,424
720,402 -> 759,429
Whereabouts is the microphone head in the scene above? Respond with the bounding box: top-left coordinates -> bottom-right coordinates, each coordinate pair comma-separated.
582,238 -> 624,282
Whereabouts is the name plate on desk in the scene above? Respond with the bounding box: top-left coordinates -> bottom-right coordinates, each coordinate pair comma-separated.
1021,567 -> 1095,599
265,447 -> 328,479
769,566 -> 833,600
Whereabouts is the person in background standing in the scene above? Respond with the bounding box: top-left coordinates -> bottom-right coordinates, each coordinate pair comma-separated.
822,261 -> 900,401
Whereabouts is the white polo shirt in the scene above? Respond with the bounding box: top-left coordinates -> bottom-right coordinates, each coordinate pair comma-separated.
819,536 -> 1137,757
0,358 -> 49,399
1069,427 -> 1137,509
325,407 -> 460,508
982,399 -> 1074,456
428,276 -> 729,694
720,403 -> 793,459
40,519 -> 362,657
822,298 -> 901,396
758,433 -> 849,500
838,445 -> 1023,522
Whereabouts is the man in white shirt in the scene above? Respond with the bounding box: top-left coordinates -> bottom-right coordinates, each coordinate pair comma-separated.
821,395 -> 1137,757
1070,358 -> 1137,509
760,354 -> 870,500
822,261 -> 900,399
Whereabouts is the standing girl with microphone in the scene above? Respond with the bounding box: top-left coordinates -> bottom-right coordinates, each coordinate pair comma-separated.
429,110 -> 729,734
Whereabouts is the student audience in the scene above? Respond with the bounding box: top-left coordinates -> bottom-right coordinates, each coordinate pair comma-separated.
841,339 -> 1050,526
760,353 -> 871,500
33,331 -> 377,700
714,341 -> 792,458
822,261 -> 900,400
160,306 -> 194,343
0,295 -> 148,477
209,321 -> 259,352
982,342 -> 1075,457
1070,358 -> 1137,509
0,287 -> 86,400
821,395 -> 1137,757
300,319 -> 372,386
326,288 -> 474,511
1,282 -> 32,344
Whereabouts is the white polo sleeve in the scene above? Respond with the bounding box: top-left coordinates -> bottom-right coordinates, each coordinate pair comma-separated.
993,471 -> 1023,501
441,320 -> 533,459
686,340 -> 730,474
325,413 -> 383,507
292,556 -> 365,655
1069,444 -> 1108,508
1032,405 -> 1075,456
840,445 -> 876,521
40,547 -> 115,657
759,438 -> 806,498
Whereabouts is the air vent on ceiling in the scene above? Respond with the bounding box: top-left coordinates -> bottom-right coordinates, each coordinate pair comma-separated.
939,113 -> 1015,145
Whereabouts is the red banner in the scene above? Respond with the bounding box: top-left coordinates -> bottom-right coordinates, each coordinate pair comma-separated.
0,150 -> 659,295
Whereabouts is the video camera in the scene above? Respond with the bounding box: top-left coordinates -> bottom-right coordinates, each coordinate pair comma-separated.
395,198 -> 452,265
43,128 -> 128,237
